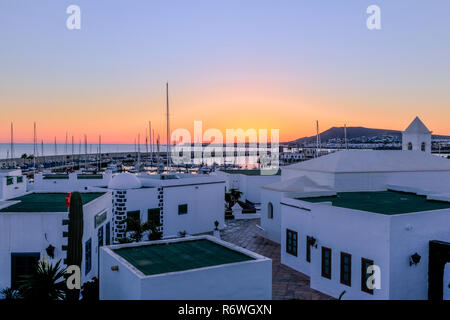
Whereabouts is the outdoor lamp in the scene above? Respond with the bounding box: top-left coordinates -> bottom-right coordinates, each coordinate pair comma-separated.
309,237 -> 317,248
409,253 -> 421,266
46,244 -> 55,259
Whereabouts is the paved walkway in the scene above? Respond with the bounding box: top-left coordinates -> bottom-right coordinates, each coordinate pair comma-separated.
220,219 -> 333,300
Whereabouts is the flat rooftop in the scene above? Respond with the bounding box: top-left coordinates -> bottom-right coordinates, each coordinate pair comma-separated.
298,190 -> 450,215
0,192 -> 106,212
113,239 -> 255,276
222,169 -> 281,176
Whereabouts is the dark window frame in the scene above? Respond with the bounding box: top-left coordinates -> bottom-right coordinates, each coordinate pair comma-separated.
148,208 -> 161,226
321,247 -> 332,279
285,229 -> 298,257
11,252 -> 40,289
340,252 -> 352,286
361,258 -> 374,295
178,204 -> 188,215
268,202 -> 274,219
105,222 -> 111,246
306,236 -> 311,263
85,238 -> 92,276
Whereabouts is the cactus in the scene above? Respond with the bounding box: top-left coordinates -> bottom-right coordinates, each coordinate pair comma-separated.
66,192 -> 83,301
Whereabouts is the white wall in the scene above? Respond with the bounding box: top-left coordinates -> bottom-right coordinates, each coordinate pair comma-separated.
0,192 -> 112,289
214,171 -> 280,204
81,192 -> 113,283
402,132 -> 431,153
280,198 -> 312,277
0,211 -> 65,289
138,258 -> 272,300
444,263 -> 450,300
0,173 -> 27,200
260,188 -> 283,243
280,199 -> 391,300
31,172 -> 112,193
163,182 -> 225,237
389,209 -> 450,300
100,236 -> 272,300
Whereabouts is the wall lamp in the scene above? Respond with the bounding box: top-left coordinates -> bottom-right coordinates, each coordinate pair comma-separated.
409,253 -> 421,266
308,236 -> 318,249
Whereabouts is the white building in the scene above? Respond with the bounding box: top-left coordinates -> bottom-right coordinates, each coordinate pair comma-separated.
0,191 -> 113,289
402,116 -> 432,153
0,169 -> 27,200
214,169 -> 281,205
100,235 -> 272,300
108,173 -> 226,242
31,170 -> 112,192
261,148 -> 450,300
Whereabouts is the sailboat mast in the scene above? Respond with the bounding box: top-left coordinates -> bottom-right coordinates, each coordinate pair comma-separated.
10,122 -> 14,159
149,121 -> 153,164
166,83 -> 170,171
33,121 -> 37,168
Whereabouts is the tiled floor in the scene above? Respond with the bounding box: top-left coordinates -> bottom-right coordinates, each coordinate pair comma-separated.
220,219 -> 333,300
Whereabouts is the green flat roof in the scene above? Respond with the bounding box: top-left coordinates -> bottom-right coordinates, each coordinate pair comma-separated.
0,192 -> 106,213
113,239 -> 255,276
223,169 -> 281,176
298,191 -> 450,215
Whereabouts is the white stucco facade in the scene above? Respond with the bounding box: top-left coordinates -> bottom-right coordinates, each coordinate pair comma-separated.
214,170 -> 281,204
100,235 -> 272,300
0,191 -> 113,289
0,169 -> 27,201
108,173 -> 226,243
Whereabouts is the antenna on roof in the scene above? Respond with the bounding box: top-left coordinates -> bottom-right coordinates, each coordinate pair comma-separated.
344,124 -> 348,150
33,121 -> 37,169
10,122 -> 14,160
166,82 -> 171,172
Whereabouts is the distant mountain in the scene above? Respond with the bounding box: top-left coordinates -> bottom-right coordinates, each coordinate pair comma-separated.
290,126 -> 450,144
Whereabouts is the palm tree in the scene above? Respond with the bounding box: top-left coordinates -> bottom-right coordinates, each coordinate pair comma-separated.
148,221 -> 162,241
18,259 -> 67,301
125,217 -> 152,242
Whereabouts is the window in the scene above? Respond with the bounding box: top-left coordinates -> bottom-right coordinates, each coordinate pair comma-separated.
286,229 -> 298,256
421,142 -> 426,152
306,236 -> 312,263
105,222 -> 111,246
178,204 -> 188,215
16,176 -> 23,183
361,258 -> 374,294
127,210 -> 140,222
126,210 -> 140,231
97,226 -> 104,248
340,252 -> 352,286
11,253 -> 40,289
268,202 -> 274,219
85,239 -> 92,275
407,142 -> 413,150
148,208 -> 161,226
6,177 -> 13,185
321,247 -> 332,279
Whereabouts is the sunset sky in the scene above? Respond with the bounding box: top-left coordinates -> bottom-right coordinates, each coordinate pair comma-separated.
1,0 -> 450,143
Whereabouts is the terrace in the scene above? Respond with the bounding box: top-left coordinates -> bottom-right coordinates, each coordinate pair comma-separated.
298,190 -> 450,215
113,238 -> 255,276
0,192 -> 106,212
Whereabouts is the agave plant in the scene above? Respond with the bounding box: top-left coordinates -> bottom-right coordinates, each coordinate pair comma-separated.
18,259 -> 67,301
0,287 -> 21,300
